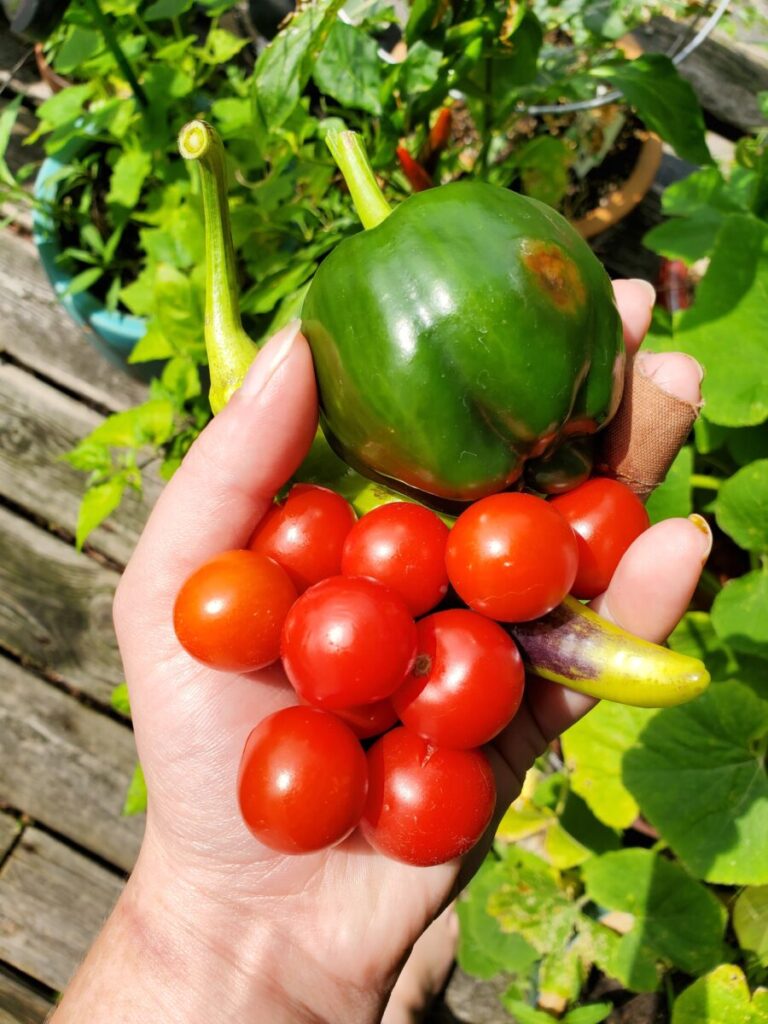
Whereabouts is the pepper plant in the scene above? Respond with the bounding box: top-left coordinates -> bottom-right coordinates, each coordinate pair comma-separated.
455,124 -> 768,1019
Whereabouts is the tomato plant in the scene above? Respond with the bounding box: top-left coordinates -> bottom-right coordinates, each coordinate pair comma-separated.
445,493 -> 578,622
281,576 -> 417,709
550,477 -> 650,598
173,549 -> 297,672
249,484 -> 356,593
341,501 -> 450,616
362,727 -> 496,866
392,610 -> 525,749
238,706 -> 368,854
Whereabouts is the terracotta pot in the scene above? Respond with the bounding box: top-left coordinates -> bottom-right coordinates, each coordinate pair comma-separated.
570,131 -> 663,240
34,42 -> 70,94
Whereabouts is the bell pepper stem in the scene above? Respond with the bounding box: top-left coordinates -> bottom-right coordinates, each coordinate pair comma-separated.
326,131 -> 392,230
178,119 -> 259,414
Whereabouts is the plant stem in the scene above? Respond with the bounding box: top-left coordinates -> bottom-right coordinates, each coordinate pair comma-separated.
83,0 -> 148,109
178,120 -> 259,414
690,473 -> 722,491
325,132 -> 393,230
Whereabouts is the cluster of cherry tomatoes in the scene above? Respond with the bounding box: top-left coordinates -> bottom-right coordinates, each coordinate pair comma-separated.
173,477 -> 649,866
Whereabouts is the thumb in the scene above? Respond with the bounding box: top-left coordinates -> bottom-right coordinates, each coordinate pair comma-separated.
116,321 -> 318,630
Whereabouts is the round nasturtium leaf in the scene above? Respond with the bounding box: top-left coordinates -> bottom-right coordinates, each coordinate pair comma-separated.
623,680 -> 768,885
712,570 -> 768,659
715,460 -> 768,552
671,964 -> 768,1024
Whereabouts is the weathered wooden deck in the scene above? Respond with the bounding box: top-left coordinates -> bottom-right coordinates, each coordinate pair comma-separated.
0,222 -> 159,1018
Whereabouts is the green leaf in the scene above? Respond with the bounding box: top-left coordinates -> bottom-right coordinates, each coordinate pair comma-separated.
122,762 -> 147,816
517,135 -> 571,209
661,165 -> 746,218
36,83 -> 94,130
0,94 -> 22,163
54,27 -> 102,73
674,215 -> 768,427
128,324 -> 174,364
64,267 -> 104,297
672,964 -> 768,1024
144,0 -> 193,19
645,445 -> 693,524
716,461 -> 768,552
110,682 -> 131,717
667,611 -> 739,682
643,212 -> 724,264
564,1005 -> 614,1024
76,477 -> 125,549
623,681 -> 768,885
712,571 -> 768,661
107,149 -> 152,209
312,21 -> 383,115
562,702 -> 658,829
457,857 -> 539,980
583,850 -> 727,988
593,55 -> 711,166
397,40 -> 444,97
202,28 -> 249,64
734,887 -> 768,966
583,0 -> 629,39
253,0 -> 346,134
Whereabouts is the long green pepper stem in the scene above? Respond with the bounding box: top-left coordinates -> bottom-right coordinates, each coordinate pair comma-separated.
325,131 -> 392,230
178,120 -> 259,413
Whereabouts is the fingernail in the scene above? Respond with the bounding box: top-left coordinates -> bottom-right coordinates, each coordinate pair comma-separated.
688,514 -> 713,562
239,320 -> 302,399
628,278 -> 657,308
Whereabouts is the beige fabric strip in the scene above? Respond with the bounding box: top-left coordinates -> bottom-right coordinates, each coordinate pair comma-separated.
596,358 -> 701,500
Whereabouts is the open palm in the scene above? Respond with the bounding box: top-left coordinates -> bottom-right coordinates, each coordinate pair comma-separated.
112,279 -> 707,1020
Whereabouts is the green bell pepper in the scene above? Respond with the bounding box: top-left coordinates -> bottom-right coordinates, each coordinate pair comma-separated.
301,131 -> 625,505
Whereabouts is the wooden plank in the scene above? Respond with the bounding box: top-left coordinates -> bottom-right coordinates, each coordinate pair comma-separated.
0,231 -> 148,413
0,966 -> 54,1024
0,363 -> 160,566
0,816 -> 21,863
0,506 -> 122,704
0,828 -> 123,992
632,16 -> 768,135
0,658 -> 143,871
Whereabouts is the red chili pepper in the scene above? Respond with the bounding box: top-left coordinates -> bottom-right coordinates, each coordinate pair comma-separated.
396,146 -> 433,193
656,259 -> 693,313
428,107 -> 453,156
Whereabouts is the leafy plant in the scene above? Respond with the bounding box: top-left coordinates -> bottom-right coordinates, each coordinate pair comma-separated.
458,132 -> 768,1018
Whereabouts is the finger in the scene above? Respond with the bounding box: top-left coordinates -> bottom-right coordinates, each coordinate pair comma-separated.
612,278 -> 657,355
634,350 -> 703,405
116,322 -> 317,622
591,515 -> 711,640
598,348 -> 703,500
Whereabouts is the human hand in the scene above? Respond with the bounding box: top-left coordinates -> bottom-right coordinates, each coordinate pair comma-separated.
54,279 -> 707,1024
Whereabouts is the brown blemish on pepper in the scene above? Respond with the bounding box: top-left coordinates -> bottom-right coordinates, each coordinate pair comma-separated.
520,240 -> 586,313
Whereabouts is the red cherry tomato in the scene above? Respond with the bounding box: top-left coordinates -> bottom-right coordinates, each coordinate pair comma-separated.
445,493 -> 578,622
341,502 -> 450,616
549,477 -> 651,598
281,576 -> 417,709
392,610 -> 524,748
333,699 -> 399,740
249,484 -> 356,593
173,549 -> 297,671
361,727 -> 496,866
238,706 -> 368,854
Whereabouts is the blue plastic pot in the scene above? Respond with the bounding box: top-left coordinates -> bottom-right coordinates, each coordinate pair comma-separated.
33,148 -> 150,378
